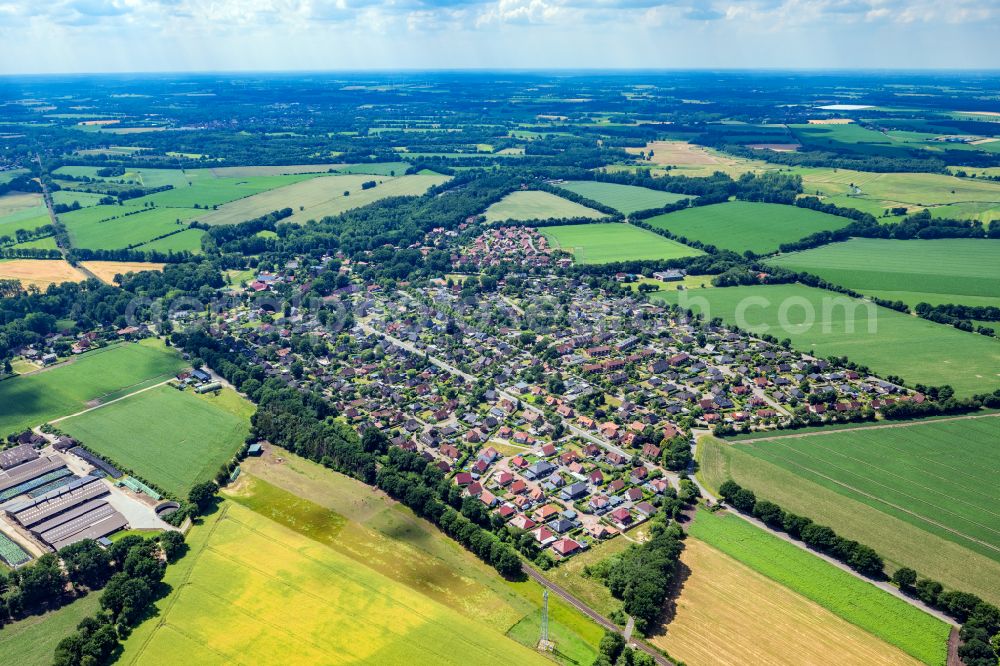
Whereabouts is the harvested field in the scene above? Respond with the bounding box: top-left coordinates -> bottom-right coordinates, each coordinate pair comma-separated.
80,261 -> 165,284
0,259 -> 86,289
651,539 -> 922,666
689,509 -> 950,665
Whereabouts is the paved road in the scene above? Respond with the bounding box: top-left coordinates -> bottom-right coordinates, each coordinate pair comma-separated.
522,564 -> 673,666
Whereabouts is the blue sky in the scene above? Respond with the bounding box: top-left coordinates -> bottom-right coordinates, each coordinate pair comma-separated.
0,0 -> 997,73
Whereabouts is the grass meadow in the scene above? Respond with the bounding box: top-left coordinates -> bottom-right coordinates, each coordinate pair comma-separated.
689,509 -> 950,665
60,386 -> 253,497
0,340 -> 186,436
653,284 -> 1000,396
645,201 -> 851,254
62,206 -> 200,250
697,432 -> 1000,606
196,173 -> 449,226
650,538 -> 922,666
768,238 -> 1000,308
483,190 -> 607,222
0,594 -> 101,666
555,181 -> 687,214
542,223 -> 703,264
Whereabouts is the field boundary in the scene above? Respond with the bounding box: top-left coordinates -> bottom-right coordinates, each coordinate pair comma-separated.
729,412 -> 1000,445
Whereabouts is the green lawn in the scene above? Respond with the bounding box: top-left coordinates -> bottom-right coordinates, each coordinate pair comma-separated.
555,181 -> 686,215
653,284 -> 1000,396
768,238 -> 1000,308
542,223 -> 703,264
0,594 -> 101,666
0,341 -> 186,436
697,432 -> 1000,607
690,509 -> 950,666
646,201 -> 852,254
60,386 -> 252,497
484,191 -> 607,222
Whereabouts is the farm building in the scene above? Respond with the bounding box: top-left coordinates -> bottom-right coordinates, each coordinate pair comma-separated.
5,475 -> 127,551
0,443 -> 39,470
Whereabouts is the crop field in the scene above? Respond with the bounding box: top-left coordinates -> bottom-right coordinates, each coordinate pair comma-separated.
483,190 -> 607,222
0,594 -> 101,666
0,191 -> 42,217
234,450 -> 604,662
623,140 -> 774,177
768,238 -> 1000,308
727,417 -> 1000,562
654,284 -> 1000,396
60,386 -> 252,497
134,174 -> 317,209
554,181 -> 687,214
542,222 -> 703,264
697,433 -> 1000,605
196,173 -> 449,226
51,190 -> 108,208
0,259 -> 85,289
650,538 -> 921,666
0,193 -> 49,236
0,341 -> 186,436
191,164 -> 347,178
646,201 -> 851,254
689,509 -> 950,665
80,261 -> 165,284
336,162 -> 410,176
136,228 -> 205,253
118,500 -> 550,666
64,207 -> 199,250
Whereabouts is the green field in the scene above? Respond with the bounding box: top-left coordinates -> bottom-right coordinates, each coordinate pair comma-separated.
135,228 -> 206,253
689,509 -> 950,666
542,222 -> 703,264
0,192 -> 49,237
697,431 -> 1000,606
728,418 -> 1000,561
336,162 -> 410,176
62,206 -> 199,250
0,594 -> 101,666
484,190 -> 607,222
0,341 -> 186,436
654,284 -> 1000,396
60,386 -> 252,497
195,173 -> 449,226
768,238 -> 1000,308
555,181 -> 687,214
646,201 -> 851,254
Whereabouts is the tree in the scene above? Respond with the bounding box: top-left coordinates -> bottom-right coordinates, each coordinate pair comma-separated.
752,500 -> 784,528
100,572 -> 153,626
718,479 -> 740,502
361,427 -> 390,454
731,488 -> 756,514
891,567 -> 917,590
159,531 -> 187,563
59,540 -> 112,589
597,630 -> 626,664
847,544 -> 884,578
187,481 -> 218,512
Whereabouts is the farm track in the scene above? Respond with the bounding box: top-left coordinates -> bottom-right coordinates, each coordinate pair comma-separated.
685,453 -> 961,628
35,154 -> 100,282
727,412 -> 1000,445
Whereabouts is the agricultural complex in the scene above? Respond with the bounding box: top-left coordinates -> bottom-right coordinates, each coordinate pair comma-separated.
555,180 -> 687,214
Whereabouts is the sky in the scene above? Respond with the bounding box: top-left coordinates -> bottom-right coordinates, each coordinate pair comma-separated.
0,0 -> 998,73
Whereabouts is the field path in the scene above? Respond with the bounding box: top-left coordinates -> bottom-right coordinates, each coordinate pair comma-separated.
47,378 -> 174,425
34,153 -> 100,282
523,564 -> 673,666
727,412 -> 1000,445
